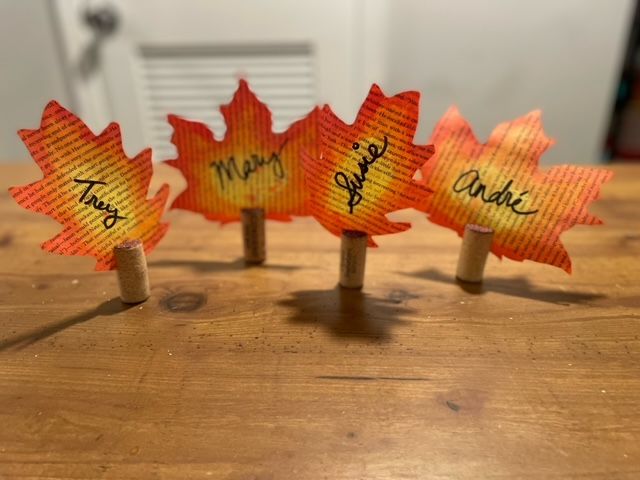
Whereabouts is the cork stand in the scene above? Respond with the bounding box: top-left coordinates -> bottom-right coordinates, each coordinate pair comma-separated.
242,208 -> 266,265
114,239 -> 151,304
339,230 -> 368,289
456,224 -> 495,283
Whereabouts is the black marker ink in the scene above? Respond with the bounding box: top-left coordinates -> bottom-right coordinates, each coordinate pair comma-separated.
334,136 -> 389,214
452,169 -> 539,216
73,178 -> 127,229
211,139 -> 288,191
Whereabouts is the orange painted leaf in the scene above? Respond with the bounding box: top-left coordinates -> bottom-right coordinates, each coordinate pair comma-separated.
9,101 -> 170,271
165,79 -> 319,223
302,84 -> 434,247
418,107 -> 613,273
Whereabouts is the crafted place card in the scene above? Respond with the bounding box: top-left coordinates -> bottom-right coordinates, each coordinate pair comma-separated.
302,84 -> 434,287
9,101 -> 169,271
165,79 -> 319,223
417,107 -> 613,277
165,79 -> 319,264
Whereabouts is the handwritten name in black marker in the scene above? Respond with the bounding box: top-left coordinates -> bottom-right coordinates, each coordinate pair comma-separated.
452,169 -> 539,216
334,136 -> 389,214
73,178 -> 127,229
210,140 -> 288,191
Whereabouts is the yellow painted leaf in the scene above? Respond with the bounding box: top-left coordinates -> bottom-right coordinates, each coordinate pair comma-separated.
9,101 -> 169,271
302,84 -> 434,246
165,79 -> 319,223
418,107 -> 613,272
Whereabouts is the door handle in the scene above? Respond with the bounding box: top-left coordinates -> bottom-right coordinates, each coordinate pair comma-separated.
83,4 -> 119,38
78,3 -> 120,77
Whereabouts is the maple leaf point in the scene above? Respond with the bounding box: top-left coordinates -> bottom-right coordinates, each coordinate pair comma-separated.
420,107 -> 613,273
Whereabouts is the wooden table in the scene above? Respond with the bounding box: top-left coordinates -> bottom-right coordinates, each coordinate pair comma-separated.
1,164 -> 638,479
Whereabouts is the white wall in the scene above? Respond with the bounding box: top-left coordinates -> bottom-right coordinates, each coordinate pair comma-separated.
0,0 -> 71,162
380,0 -> 634,165
0,0 -> 634,165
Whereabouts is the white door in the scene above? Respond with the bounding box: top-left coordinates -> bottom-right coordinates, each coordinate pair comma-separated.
53,0 -> 375,161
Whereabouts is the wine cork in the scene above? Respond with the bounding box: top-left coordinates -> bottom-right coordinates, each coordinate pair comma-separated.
456,224 -> 494,283
339,230 -> 368,289
241,208 -> 266,264
114,239 -> 150,304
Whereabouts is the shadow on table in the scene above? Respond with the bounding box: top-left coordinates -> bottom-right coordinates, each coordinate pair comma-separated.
148,258 -> 300,273
0,298 -> 133,352
278,286 -> 416,341
403,267 -> 605,305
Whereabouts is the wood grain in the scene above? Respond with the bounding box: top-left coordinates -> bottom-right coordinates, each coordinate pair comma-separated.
0,163 -> 638,479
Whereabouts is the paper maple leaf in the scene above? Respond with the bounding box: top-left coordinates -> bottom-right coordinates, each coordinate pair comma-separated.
418,107 -> 613,273
165,79 -> 319,223
302,84 -> 434,247
9,101 -> 170,271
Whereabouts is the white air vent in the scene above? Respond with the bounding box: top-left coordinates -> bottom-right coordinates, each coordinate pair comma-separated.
135,44 -> 317,161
